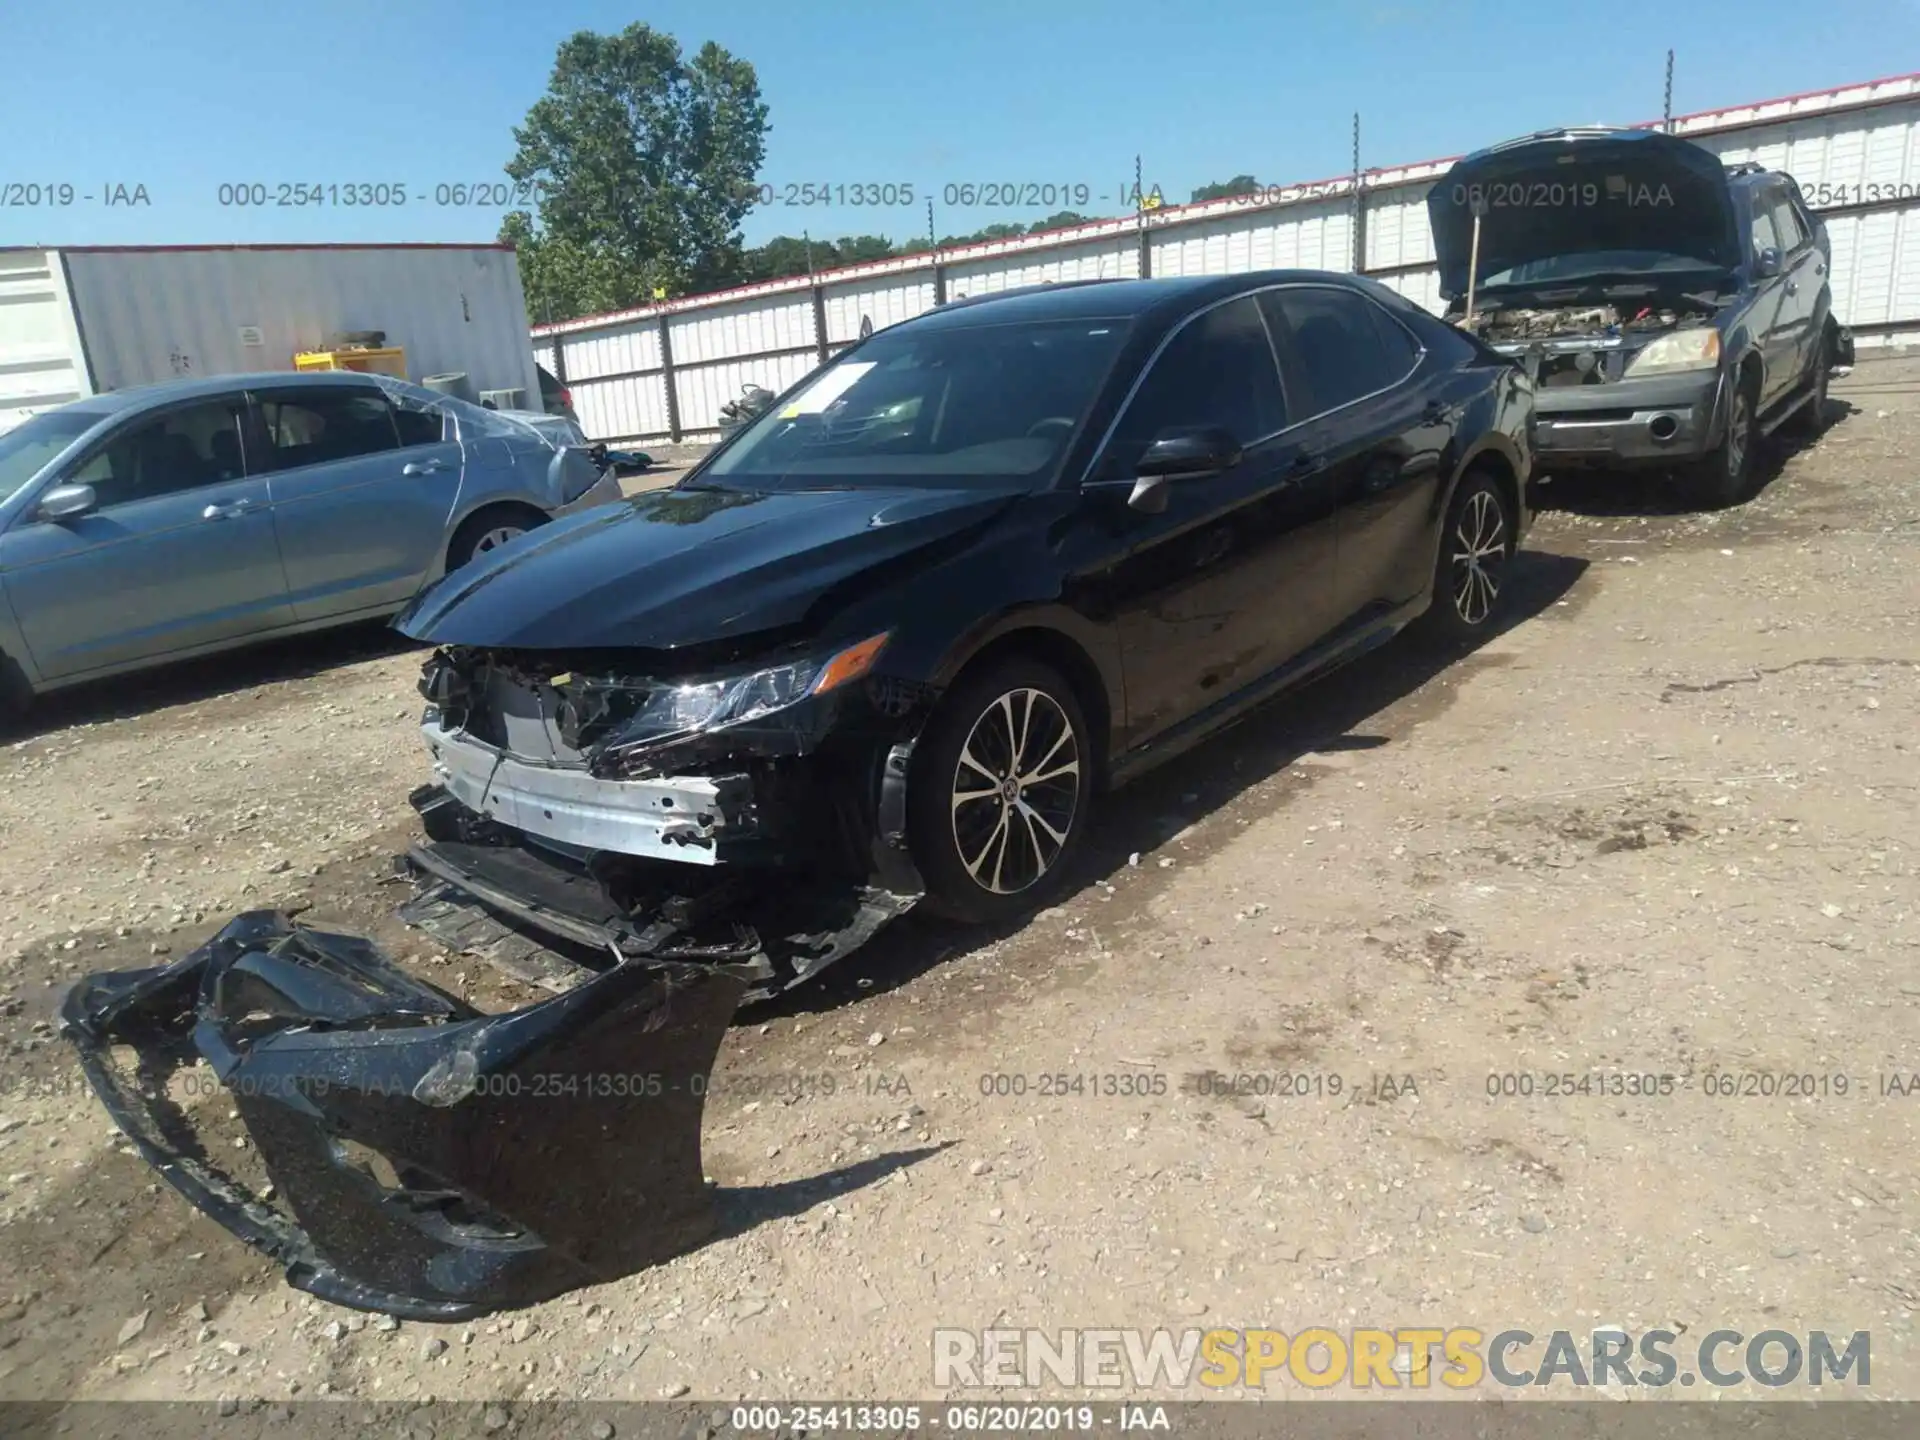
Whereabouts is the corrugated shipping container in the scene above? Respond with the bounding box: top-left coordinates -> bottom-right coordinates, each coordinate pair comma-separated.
534,70 -> 1920,446
0,244 -> 541,434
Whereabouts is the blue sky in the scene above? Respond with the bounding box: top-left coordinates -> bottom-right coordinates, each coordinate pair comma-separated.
3,0 -> 1916,254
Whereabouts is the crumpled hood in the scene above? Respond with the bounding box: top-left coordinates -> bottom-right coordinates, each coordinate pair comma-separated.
1430,129 -> 1742,299
397,481 -> 1025,650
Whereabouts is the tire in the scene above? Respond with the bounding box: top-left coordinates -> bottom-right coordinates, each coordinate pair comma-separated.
0,649 -> 32,732
1682,372 -> 1758,509
1413,469 -> 1516,647
1785,327 -> 1832,438
906,656 -> 1094,925
447,504 -> 548,572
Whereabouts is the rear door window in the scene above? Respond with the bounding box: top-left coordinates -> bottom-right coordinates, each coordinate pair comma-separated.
67,398 -> 250,509
1259,287 -> 1416,419
254,390 -> 401,471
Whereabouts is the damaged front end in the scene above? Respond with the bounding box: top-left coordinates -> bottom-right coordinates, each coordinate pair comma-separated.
61,912 -> 746,1320
402,634 -> 938,1001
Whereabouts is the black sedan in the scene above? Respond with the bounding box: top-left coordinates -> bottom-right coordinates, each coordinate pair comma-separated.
58,271 -> 1540,1323
395,270 -> 1536,954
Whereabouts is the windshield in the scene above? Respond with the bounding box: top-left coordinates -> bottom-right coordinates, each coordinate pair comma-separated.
0,409 -> 103,504
1480,249 -> 1727,288
698,316 -> 1132,491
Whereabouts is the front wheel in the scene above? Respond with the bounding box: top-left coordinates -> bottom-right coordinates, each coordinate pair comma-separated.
1414,470 -> 1516,646
1682,373 -> 1757,509
907,657 -> 1094,925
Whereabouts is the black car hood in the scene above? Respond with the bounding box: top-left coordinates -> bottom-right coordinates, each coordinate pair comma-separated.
397,481 -> 1025,651
1430,129 -> 1743,299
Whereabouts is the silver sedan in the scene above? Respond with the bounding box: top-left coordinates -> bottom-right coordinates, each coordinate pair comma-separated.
0,371 -> 622,714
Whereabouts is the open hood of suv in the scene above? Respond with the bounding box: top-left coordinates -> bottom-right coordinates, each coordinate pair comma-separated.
1429,129 -> 1743,300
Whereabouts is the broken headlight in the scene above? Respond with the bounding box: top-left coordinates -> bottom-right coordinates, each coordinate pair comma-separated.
1624,328 -> 1721,378
601,632 -> 890,763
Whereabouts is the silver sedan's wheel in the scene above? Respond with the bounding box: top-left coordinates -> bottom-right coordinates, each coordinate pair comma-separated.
950,688 -> 1082,895
472,523 -> 527,555
1449,487 -> 1509,627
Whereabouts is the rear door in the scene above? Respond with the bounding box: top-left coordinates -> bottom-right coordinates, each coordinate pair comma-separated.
0,394 -> 293,680
1093,293 -> 1340,743
249,384 -> 463,620
1259,286 -> 1450,627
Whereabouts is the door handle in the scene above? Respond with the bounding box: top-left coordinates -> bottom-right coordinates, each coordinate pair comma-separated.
403,459 -> 448,476
1815,262 -> 1827,276
201,499 -> 253,521
1785,281 -> 1799,296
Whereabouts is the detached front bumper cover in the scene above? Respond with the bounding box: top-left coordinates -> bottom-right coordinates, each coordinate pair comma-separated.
60,912 -> 745,1321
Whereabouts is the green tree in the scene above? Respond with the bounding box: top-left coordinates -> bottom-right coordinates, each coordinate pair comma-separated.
1029,211 -> 1093,232
1189,174 -> 1261,203
499,23 -> 769,321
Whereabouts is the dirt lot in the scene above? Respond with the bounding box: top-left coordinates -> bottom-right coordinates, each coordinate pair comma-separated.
0,358 -> 1915,1409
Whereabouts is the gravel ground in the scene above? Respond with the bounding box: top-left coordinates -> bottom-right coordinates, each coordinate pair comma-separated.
0,358 -> 1915,1409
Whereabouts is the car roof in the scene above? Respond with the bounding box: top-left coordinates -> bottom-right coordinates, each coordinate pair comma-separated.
61,369 -> 388,418
901,271 -> 1382,333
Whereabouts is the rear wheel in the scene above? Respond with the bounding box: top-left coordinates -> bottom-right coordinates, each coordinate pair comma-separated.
1414,469 -> 1516,646
907,657 -> 1093,925
447,504 -> 548,572
1683,372 -> 1758,509
0,649 -> 31,731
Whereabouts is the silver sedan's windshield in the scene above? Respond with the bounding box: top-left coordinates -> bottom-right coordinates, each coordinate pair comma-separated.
700,316 -> 1132,491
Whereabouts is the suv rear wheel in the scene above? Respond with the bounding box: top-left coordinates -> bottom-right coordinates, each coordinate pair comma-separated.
907,657 -> 1093,925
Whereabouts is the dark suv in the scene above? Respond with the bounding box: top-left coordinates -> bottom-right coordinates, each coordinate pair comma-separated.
1430,128 -> 1855,507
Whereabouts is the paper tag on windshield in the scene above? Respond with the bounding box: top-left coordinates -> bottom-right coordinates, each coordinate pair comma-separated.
780,362 -> 875,417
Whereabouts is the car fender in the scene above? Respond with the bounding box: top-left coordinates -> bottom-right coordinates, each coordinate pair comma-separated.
906,602 -> 1126,765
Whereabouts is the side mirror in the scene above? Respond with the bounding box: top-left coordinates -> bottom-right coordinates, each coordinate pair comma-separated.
1754,246 -> 1783,279
35,482 -> 97,523
1125,427 -> 1243,514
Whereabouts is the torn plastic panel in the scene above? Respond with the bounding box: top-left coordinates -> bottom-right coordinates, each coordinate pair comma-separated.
403,783 -> 920,1003
60,912 -> 746,1320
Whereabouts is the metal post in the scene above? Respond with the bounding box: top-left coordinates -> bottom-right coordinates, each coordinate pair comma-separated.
1135,153 -> 1152,279
928,199 -> 947,305
658,314 -> 681,443
811,282 -> 830,365
1350,111 -> 1366,275
1664,50 -> 1675,132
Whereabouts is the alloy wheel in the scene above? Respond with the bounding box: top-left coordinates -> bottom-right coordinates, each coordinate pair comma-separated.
1449,488 -> 1509,627
1724,387 -> 1751,479
949,688 -> 1082,895
473,525 -> 527,554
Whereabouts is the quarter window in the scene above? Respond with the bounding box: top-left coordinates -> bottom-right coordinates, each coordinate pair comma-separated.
67,399 -> 249,509
1260,287 -> 1416,419
254,391 -> 401,471
1103,295 -> 1287,469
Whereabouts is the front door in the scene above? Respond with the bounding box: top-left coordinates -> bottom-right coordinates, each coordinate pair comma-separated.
1090,293 -> 1340,747
250,384 -> 464,621
1744,191 -> 1795,409
0,394 -> 292,681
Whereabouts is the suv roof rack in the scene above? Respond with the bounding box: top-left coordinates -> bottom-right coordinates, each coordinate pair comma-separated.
1724,161 -> 1769,177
